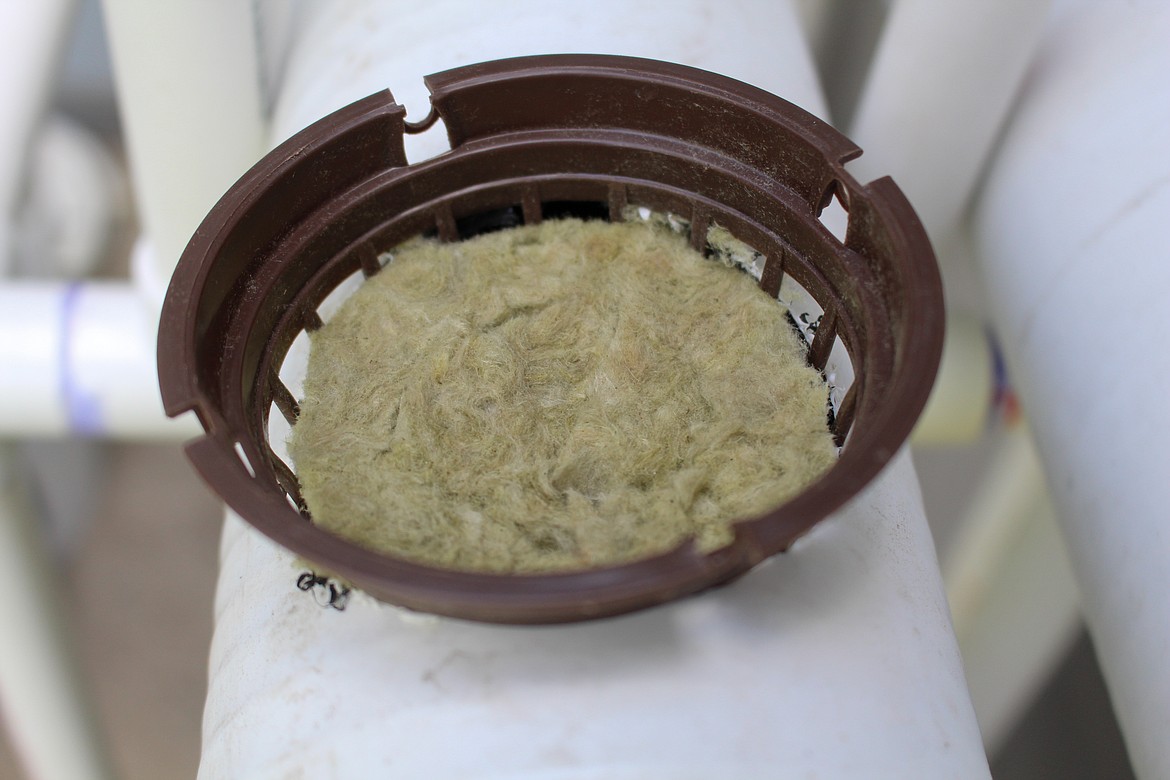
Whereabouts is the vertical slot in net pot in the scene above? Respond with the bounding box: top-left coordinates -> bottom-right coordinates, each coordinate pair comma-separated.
157,54 -> 943,624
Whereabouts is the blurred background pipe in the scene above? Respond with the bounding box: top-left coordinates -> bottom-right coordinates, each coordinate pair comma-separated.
942,428 -> 1081,753
911,312 -> 1000,446
0,444 -> 114,780
102,0 -> 268,302
0,0 -> 76,275
971,2 -> 1170,774
0,279 -> 199,440
848,0 -> 1052,240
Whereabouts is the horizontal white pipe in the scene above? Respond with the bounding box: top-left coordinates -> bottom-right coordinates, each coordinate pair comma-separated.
0,280 -> 199,439
0,0 -> 75,275
203,452 -> 989,779
848,0 -> 1051,237
972,1 -> 1170,775
102,0 -> 267,300
0,445 -> 114,780
274,0 -> 829,156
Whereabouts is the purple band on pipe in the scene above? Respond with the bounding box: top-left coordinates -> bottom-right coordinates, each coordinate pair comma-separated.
60,283 -> 104,435
987,325 -> 1020,428
989,326 -> 1008,399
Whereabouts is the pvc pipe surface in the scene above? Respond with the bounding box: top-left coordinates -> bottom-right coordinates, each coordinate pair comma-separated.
102,0 -> 267,303
202,453 -> 988,779
0,0 -> 75,275
849,0 -> 1051,237
972,1 -> 1170,775
912,312 -> 996,445
0,445 -> 114,780
0,280 -> 198,439
273,0 -> 829,159
943,429 -> 1080,751
11,116 -> 127,279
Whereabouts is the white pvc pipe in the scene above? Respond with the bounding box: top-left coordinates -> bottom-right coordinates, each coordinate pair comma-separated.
273,0 -> 829,156
0,445 -> 114,780
798,0 -> 892,129
204,454 -> 988,779
196,2 -> 989,777
943,428 -> 1080,752
102,0 -> 267,303
972,1 -> 1170,775
848,0 -> 1051,238
912,312 -> 996,445
13,116 -> 128,279
0,280 -> 199,439
791,0 -> 834,54
0,0 -> 76,275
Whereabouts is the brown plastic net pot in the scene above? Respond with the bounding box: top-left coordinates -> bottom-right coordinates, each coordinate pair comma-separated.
157,54 -> 943,625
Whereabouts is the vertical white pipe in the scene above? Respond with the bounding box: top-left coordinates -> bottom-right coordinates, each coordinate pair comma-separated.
911,312 -> 996,445
0,6 -> 111,776
0,0 -> 76,274
972,2 -> 1170,775
943,428 -> 1080,752
14,116 -> 127,279
799,0 -> 893,129
101,0 -> 267,303
0,445 -> 114,780
848,0 -> 1051,238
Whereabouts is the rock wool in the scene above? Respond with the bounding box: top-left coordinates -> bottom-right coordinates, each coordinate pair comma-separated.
289,217 -> 836,573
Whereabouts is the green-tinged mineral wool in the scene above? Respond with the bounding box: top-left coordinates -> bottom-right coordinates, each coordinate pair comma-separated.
289,217 -> 836,573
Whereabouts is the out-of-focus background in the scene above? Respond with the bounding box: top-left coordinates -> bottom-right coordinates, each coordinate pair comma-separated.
1,0 -> 1165,777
